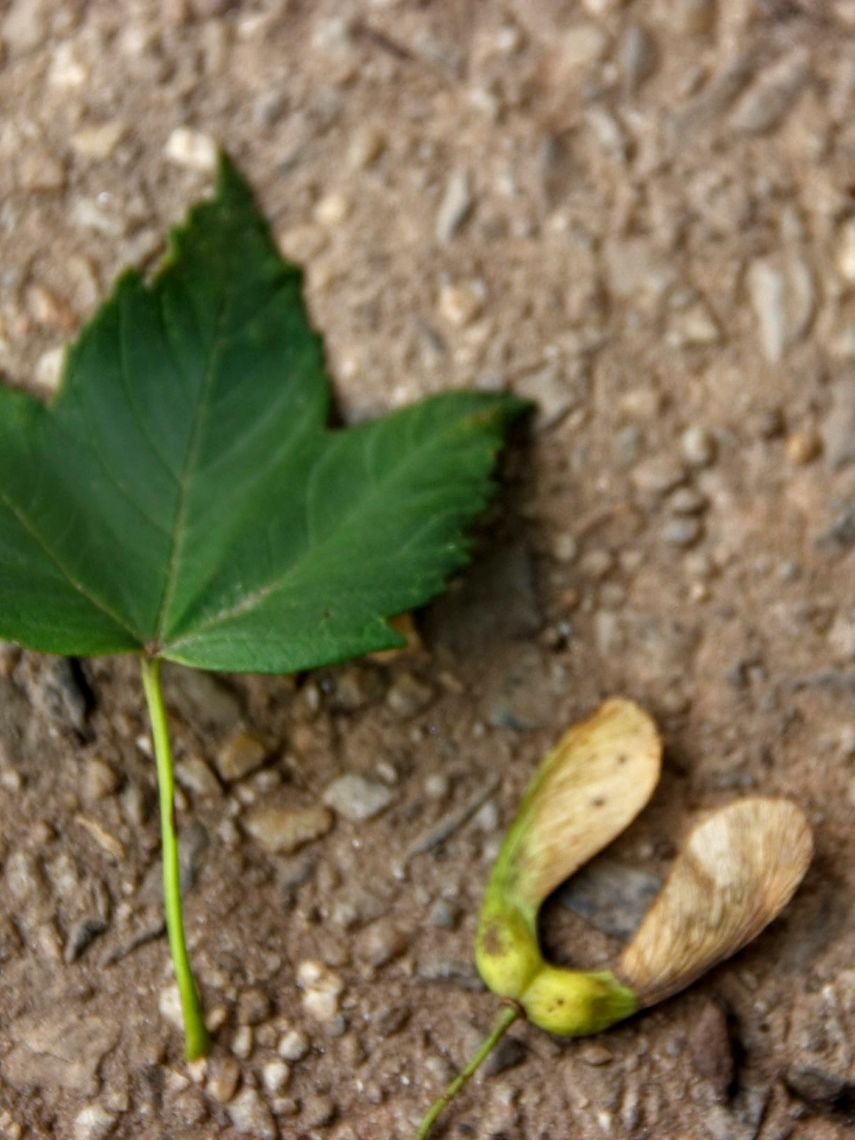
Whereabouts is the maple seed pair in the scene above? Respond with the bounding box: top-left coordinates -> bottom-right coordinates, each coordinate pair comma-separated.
416,699 -> 812,1138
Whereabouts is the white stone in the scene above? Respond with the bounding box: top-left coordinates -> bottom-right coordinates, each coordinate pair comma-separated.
231,1025 -> 253,1059
347,125 -> 385,170
323,774 -> 394,821
435,169 -> 473,243
666,303 -> 720,347
314,192 -> 351,227
277,1027 -> 310,1060
680,426 -> 717,468
558,24 -> 608,70
262,1059 -> 291,1094
159,984 -> 184,1030
731,48 -> 810,135
35,347 -> 65,393
747,255 -> 814,363
828,611 -> 855,661
49,42 -> 89,87
438,280 -> 486,327
73,1106 -> 116,1140
297,960 -> 344,1023
551,533 -> 579,563
226,1087 -> 276,1139
164,128 -> 218,173
837,219 -> 855,282
72,122 -> 127,161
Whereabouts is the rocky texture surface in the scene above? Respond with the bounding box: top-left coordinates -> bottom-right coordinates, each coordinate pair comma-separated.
0,1 -> 853,1136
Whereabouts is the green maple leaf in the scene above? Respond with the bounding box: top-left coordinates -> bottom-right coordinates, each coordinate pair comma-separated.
0,156 -> 527,1059
0,157 -> 526,672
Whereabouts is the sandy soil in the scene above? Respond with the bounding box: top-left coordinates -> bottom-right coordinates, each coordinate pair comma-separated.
0,1 -> 854,1137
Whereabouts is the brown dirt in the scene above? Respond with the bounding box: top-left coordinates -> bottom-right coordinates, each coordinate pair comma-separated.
0,1 -> 854,1138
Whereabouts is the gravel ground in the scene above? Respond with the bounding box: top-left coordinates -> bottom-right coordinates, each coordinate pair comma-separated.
1,1 -> 854,1137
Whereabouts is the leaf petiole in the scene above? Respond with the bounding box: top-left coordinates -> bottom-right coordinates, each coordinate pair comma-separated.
415,1002 -> 521,1139
140,655 -> 210,1060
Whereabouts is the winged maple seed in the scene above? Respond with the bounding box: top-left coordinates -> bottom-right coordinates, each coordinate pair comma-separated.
418,697 -> 814,1138
618,797 -> 813,1007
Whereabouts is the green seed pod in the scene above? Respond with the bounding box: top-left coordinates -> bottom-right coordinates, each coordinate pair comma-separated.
475,898 -> 541,1000
520,966 -> 637,1037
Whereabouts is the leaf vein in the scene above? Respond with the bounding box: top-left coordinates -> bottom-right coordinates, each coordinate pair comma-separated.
0,489 -> 139,640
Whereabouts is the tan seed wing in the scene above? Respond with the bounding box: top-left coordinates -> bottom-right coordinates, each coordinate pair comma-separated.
618,798 -> 812,1007
506,698 -> 662,911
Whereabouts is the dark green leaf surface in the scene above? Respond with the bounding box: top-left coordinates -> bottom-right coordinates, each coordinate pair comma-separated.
0,159 -> 527,672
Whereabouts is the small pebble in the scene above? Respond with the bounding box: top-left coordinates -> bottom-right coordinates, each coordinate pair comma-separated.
82,758 -> 119,802
662,517 -> 703,547
837,218 -> 855,282
551,534 -> 579,564
435,169 -> 473,243
354,919 -> 409,969
215,730 -> 267,782
822,381 -> 855,470
243,804 -> 333,853
277,1027 -> 310,1061
747,254 -> 814,364
301,1092 -> 336,1128
75,815 -> 125,860
385,672 -> 434,718
515,367 -> 577,430
323,774 -> 394,822
621,24 -> 657,92
429,897 -> 460,929
159,984 -> 184,1031
731,48 -> 810,135
578,549 -> 614,579
206,1056 -> 241,1103
667,302 -> 720,347
171,1088 -> 207,1127
17,150 -> 66,192
631,455 -> 686,495
668,487 -> 707,515
49,42 -> 89,88
680,425 -> 717,468
785,430 -> 822,465
424,772 -> 450,800
347,125 -> 385,170
72,122 -> 127,161
828,611 -> 855,660
35,348 -> 65,393
226,1086 -> 276,1140
176,756 -> 221,798
73,1105 -> 116,1140
688,1000 -> 734,1101
558,24 -> 608,70
237,987 -> 271,1026
231,1025 -> 253,1060
297,960 -> 344,1023
262,1059 -> 291,1095
164,127 -> 218,172
314,192 -> 351,227
580,1044 -> 614,1066
438,281 -> 486,327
